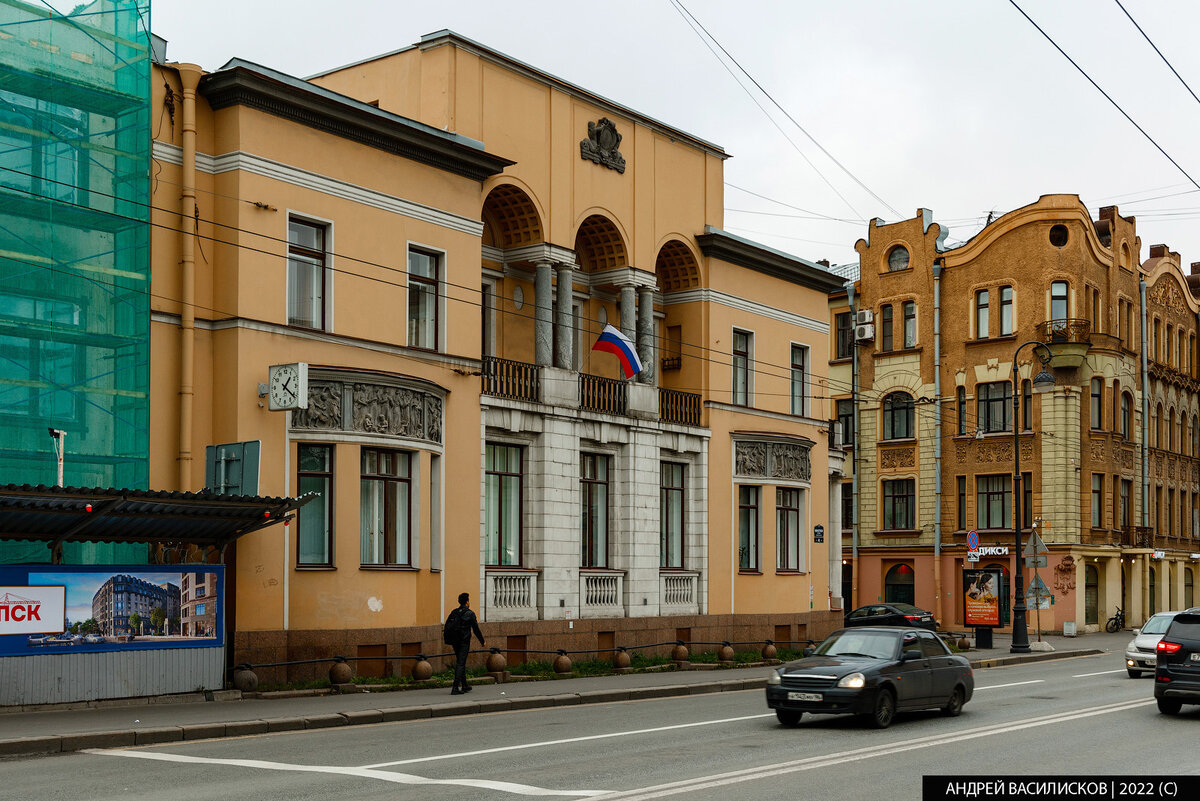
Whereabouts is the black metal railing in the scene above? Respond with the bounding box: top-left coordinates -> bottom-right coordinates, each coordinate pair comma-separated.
580,373 -> 627,415
1036,318 -> 1092,344
659,387 -> 701,426
482,356 -> 540,403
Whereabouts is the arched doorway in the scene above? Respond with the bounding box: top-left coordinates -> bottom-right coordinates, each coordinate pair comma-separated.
1149,567 -> 1157,616
986,562 -> 1011,625
1085,564 -> 1098,625
884,563 -> 914,605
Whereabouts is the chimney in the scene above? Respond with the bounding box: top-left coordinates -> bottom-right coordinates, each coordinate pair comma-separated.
817,259 -> 830,268
1150,244 -> 1168,258
1191,262 -> 1200,276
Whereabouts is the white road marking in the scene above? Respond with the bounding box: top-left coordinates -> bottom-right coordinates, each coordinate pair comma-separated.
1072,669 -> 1127,678
84,749 -> 606,798
360,713 -> 774,769
973,679 -> 1044,690
595,697 -> 1154,799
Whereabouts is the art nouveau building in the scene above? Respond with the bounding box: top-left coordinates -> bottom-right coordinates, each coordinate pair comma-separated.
149,31 -> 845,677
841,195 -> 1200,632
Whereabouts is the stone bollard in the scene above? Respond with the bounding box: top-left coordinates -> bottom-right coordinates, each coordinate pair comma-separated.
329,659 -> 353,685
613,648 -> 631,670
486,650 -> 507,673
672,643 -> 689,662
718,643 -> 735,663
762,641 -> 778,661
553,653 -> 572,674
412,658 -> 433,681
957,637 -> 970,652
232,667 -> 259,693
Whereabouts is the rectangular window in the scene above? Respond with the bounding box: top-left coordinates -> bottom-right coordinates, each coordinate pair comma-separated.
957,387 -> 967,436
485,444 -> 522,566
1169,489 -> 1175,536
836,399 -> 854,447
1023,471 -> 1033,529
660,462 -> 685,569
287,219 -> 326,329
360,449 -> 412,566
880,305 -> 894,351
1092,473 -> 1103,528
882,478 -> 915,530
297,444 -> 333,566
976,381 -> 1012,433
581,453 -> 610,568
1022,380 -> 1033,430
732,330 -> 751,406
1121,393 -> 1132,438
1090,378 -> 1103,429
976,290 -> 989,339
738,485 -> 760,570
1051,281 -> 1069,322
790,345 -> 807,416
903,301 -> 917,348
1000,286 -> 1013,335
841,481 -> 853,533
835,312 -> 854,359
195,603 -> 205,616
777,487 -> 803,572
407,249 -> 440,350
976,475 -> 1010,529
1120,480 -> 1132,528
957,475 -> 966,531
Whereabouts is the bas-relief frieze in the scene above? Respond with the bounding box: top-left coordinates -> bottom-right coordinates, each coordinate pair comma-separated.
880,447 -> 916,469
735,440 -> 811,482
291,380 -> 443,444
1149,280 -> 1187,317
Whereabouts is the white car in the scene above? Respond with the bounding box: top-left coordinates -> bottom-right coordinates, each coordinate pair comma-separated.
1125,611 -> 1183,677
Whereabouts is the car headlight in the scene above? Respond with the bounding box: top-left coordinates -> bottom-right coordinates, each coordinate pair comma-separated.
837,672 -> 866,689
767,670 -> 782,685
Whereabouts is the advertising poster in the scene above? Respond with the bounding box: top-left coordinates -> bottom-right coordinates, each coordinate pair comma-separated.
964,568 -> 1002,627
0,565 -> 223,657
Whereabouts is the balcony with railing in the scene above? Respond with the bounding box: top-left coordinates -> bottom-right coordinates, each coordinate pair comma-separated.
484,569 -> 539,622
482,356 -> 540,403
579,373 -> 627,416
659,571 -> 699,615
1036,318 -> 1092,369
579,570 -> 624,618
659,387 -> 701,426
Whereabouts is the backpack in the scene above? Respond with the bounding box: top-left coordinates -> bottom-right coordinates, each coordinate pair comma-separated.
443,608 -> 464,645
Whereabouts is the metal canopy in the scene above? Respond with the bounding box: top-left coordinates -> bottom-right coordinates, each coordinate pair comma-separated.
0,484 -> 309,553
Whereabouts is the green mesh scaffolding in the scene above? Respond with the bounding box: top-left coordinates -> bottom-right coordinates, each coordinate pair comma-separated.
0,0 -> 151,563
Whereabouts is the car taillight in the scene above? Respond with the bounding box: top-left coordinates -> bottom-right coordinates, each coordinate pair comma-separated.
905,614 -> 921,621
1157,641 -> 1182,654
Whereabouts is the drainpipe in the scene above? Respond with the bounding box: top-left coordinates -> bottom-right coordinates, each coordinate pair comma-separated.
177,64 -> 204,491
846,281 -> 859,610
932,262 -> 944,627
1139,278 -> 1149,529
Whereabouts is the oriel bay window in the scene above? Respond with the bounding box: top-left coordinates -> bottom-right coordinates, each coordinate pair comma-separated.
360,449 -> 412,566
777,487 -> 804,572
882,479 -> 915,530
738,485 -> 760,571
581,453 -> 610,568
296,444 -> 333,566
485,444 -> 522,566
660,462 -> 685,568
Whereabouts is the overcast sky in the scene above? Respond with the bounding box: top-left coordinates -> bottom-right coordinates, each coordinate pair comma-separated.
147,0 -> 1200,271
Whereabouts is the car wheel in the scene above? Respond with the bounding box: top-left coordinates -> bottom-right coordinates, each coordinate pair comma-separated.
775,709 -> 802,727
869,688 -> 896,729
1127,669 -> 1141,679
940,686 -> 964,717
1157,698 -> 1182,715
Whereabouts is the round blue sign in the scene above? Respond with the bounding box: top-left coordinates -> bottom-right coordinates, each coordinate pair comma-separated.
967,530 -> 979,550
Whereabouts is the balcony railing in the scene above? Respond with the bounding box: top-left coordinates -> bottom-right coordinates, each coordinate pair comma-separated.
484,569 -> 539,622
580,373 -> 627,415
482,356 -> 540,403
659,387 -> 701,426
660,571 -> 700,615
1036,318 -> 1092,344
580,570 -> 624,618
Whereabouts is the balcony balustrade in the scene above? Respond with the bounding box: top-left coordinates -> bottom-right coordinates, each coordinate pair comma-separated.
579,570 -> 624,618
481,356 -> 540,403
659,387 -> 701,426
484,569 -> 538,622
659,571 -> 699,615
579,373 -> 627,415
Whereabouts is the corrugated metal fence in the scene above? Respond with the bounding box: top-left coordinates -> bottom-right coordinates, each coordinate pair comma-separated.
0,648 -> 223,706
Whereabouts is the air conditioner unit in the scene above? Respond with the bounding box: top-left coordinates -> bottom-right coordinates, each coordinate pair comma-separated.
855,323 -> 874,342
855,309 -> 874,325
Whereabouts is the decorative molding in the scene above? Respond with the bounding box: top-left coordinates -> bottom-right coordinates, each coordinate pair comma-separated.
695,227 -> 845,294
663,288 -> 827,334
734,439 -> 812,482
292,376 -> 443,444
1089,439 -> 1105,462
152,142 -> 484,237
1054,554 -> 1076,596
580,118 -> 626,174
880,446 -> 916,469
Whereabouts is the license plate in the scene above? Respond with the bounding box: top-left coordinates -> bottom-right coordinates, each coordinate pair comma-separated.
1190,653 -> 1200,662
787,691 -> 822,702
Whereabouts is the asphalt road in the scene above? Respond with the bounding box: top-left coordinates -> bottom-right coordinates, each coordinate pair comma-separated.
5,652 -> 1195,801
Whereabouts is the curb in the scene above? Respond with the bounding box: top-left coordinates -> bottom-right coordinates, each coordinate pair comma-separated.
968,648 -> 1104,669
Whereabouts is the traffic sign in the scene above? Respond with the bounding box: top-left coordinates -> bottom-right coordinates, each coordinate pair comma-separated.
1027,575 -> 1051,600
1022,530 -> 1048,557
966,551 -> 981,563
1024,555 -> 1047,569
967,530 -> 979,550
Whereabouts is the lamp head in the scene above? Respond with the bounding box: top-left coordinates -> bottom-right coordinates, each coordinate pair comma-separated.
1032,368 -> 1056,394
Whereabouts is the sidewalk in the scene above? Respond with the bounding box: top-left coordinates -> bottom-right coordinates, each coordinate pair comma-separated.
0,628 -> 1131,758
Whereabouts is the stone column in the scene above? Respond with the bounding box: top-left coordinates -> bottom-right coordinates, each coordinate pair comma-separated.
619,284 -> 636,342
637,287 -> 655,385
535,262 -> 553,367
828,478 -> 843,608
555,264 -> 575,370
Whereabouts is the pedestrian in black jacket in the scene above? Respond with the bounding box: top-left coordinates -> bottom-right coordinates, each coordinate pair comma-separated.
448,592 -> 485,694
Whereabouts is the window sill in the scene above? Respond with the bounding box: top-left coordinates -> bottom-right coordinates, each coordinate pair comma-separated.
738,569 -> 763,575
775,570 -> 807,576
872,346 -> 922,359
295,565 -> 336,571
966,335 -> 1016,346
359,565 -> 419,571
658,567 -> 698,574
872,529 -> 921,537
879,437 -> 917,445
830,356 -> 853,365
486,566 -> 539,572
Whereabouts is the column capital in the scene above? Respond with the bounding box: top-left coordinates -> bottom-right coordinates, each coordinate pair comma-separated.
505,243 -> 578,269
605,266 -> 658,291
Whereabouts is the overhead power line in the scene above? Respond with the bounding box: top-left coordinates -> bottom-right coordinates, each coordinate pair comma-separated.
1113,0 -> 1200,111
1008,0 -> 1200,191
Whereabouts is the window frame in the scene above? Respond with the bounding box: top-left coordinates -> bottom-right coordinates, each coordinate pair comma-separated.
976,474 -> 1010,530
976,381 -> 1012,433
296,443 -> 334,567
776,487 -> 804,572
738,485 -> 761,571
286,216 -> 330,331
732,329 -> 752,406
790,344 -> 808,416
359,448 -> 413,567
902,300 -> 917,348
975,289 -> 989,339
581,452 -> 611,568
660,462 -> 686,569
837,398 -> 855,447
406,245 -> 442,351
835,312 -> 854,360
880,304 -> 894,351
1091,473 -> 1103,528
999,285 -> 1014,336
882,392 -> 914,440
484,443 -> 523,567
882,478 -> 915,530
1051,281 -> 1069,322
1090,378 -> 1103,430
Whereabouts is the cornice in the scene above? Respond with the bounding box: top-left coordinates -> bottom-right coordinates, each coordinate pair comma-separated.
696,228 -> 845,294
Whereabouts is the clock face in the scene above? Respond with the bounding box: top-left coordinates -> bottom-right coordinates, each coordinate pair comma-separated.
268,365 -> 299,411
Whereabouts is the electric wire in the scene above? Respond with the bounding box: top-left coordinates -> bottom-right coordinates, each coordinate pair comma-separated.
1113,0 -> 1200,112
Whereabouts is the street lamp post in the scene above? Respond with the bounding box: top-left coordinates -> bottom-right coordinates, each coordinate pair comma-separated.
1011,341 -> 1056,655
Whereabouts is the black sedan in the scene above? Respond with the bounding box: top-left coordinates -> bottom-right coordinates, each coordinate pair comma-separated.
844,602 -> 936,631
1154,611 -> 1200,714
765,627 -> 973,728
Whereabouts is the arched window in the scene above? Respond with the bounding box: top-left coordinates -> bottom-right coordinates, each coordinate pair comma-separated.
884,563 -> 915,605
882,392 -> 914,440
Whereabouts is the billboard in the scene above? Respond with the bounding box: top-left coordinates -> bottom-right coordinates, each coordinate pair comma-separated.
964,568 -> 1002,627
0,565 -> 223,657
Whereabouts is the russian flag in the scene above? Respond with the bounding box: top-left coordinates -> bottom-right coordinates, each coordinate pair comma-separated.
592,324 -> 643,379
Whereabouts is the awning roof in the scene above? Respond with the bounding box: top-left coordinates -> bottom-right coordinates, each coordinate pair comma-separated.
0,484 -> 310,552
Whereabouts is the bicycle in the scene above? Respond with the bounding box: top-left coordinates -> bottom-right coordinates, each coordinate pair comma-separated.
1105,606 -> 1125,633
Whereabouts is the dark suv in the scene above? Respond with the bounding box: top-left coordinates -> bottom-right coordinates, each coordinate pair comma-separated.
1154,611 -> 1200,714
